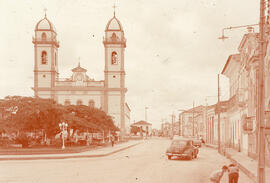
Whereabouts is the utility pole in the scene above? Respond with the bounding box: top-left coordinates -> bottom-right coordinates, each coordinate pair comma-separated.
257,0 -> 266,182
205,98 -> 209,144
218,74 -> 221,154
170,113 -> 175,137
145,106 -> 148,122
193,101 -> 195,137
179,113 -> 181,136
172,113 -> 174,137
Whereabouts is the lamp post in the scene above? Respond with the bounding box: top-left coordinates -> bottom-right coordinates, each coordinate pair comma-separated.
145,106 -> 148,122
170,113 -> 175,138
257,0 -> 266,182
59,122 -> 68,149
192,101 -> 195,137
102,130 -> 105,144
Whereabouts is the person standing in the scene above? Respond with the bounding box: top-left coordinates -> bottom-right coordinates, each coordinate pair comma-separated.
209,165 -> 228,183
228,164 -> 239,183
111,135 -> 115,147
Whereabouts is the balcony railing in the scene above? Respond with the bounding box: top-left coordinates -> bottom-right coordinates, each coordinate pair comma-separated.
103,37 -> 126,46
32,37 -> 59,47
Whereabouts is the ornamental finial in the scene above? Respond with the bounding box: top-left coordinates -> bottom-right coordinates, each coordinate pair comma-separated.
44,8 -> 47,18
113,3 -> 117,17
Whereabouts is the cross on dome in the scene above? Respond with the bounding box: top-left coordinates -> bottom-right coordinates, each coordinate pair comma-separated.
44,8 -> 47,18
35,8 -> 56,32
105,4 -> 123,31
113,3 -> 117,17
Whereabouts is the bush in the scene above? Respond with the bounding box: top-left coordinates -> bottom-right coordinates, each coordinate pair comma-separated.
15,133 -> 30,148
0,137 -> 13,147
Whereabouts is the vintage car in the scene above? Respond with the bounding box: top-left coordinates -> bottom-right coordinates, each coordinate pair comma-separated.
192,138 -> 202,147
166,138 -> 199,160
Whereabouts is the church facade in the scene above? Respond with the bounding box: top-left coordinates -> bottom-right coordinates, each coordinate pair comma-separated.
32,13 -> 130,136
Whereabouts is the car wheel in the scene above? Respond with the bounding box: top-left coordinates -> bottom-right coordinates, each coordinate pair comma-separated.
168,156 -> 172,160
188,153 -> 193,160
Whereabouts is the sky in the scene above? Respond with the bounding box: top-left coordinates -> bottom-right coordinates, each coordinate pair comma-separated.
0,0 -> 260,129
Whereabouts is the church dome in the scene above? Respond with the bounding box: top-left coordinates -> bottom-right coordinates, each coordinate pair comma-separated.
105,16 -> 123,31
35,16 -> 55,32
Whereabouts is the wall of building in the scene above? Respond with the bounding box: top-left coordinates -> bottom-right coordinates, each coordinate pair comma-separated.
56,90 -> 102,108
124,104 -> 130,135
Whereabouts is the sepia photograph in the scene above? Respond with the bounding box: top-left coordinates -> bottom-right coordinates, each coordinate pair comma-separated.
0,0 -> 270,182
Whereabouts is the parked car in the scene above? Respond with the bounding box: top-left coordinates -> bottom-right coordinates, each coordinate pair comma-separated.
192,138 -> 202,147
166,138 -> 199,160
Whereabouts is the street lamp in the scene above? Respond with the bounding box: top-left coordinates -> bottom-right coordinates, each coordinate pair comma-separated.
145,106 -> 149,122
59,122 -> 68,149
218,23 -> 258,41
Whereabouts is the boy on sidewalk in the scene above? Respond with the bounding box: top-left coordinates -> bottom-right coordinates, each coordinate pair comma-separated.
228,164 -> 239,183
209,165 -> 228,183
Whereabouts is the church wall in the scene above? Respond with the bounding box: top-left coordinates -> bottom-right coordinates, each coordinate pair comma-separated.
38,72 -> 51,87
37,91 -> 51,99
124,104 -> 131,134
56,91 -> 102,108
107,92 -> 121,127
108,73 -> 120,88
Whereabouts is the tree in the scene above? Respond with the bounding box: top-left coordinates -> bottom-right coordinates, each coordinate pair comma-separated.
0,96 -> 64,138
0,96 -> 119,144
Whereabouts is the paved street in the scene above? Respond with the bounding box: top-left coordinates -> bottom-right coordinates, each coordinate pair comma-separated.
0,138 -> 253,183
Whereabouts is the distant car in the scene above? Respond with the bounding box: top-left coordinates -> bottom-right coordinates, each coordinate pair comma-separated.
192,139 -> 202,147
166,139 -> 199,160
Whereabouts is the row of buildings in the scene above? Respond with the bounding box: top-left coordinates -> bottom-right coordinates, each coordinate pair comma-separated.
161,28 -> 270,166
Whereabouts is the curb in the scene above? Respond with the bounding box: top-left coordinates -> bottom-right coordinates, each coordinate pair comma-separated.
204,143 -> 218,149
0,142 -> 141,161
205,144 -> 256,183
224,152 -> 256,183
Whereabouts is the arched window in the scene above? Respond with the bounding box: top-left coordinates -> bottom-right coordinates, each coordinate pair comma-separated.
41,51 -> 47,64
111,32 -> 117,42
111,51 -> 118,65
77,100 -> 83,105
41,32 -> 47,40
64,100 -> 71,106
89,100 -> 95,108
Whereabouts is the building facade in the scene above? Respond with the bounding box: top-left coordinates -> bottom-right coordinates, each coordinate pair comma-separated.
221,32 -> 259,156
131,121 -> 152,136
161,122 -> 171,137
221,30 -> 270,164
179,105 -> 204,137
32,13 -> 130,136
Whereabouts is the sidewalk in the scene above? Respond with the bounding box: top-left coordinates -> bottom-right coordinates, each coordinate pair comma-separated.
205,143 -> 270,183
0,140 -> 142,161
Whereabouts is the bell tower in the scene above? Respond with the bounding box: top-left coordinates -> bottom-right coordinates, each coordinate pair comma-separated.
103,11 -> 127,137
32,12 -> 59,99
